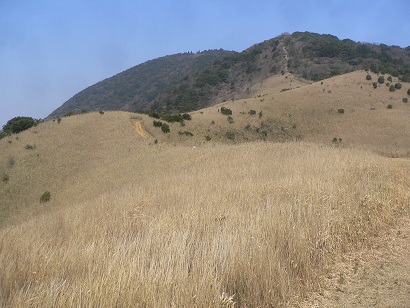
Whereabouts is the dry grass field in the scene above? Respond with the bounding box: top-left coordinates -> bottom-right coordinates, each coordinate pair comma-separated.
0,70 -> 409,306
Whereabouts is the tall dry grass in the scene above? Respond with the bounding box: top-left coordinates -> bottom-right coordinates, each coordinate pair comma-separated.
0,142 -> 408,307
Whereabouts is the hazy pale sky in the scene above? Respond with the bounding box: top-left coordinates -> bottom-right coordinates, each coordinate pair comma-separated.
1,0 -> 409,127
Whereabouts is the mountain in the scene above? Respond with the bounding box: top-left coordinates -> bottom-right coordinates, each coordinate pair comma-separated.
48,50 -> 234,118
49,31 -> 410,117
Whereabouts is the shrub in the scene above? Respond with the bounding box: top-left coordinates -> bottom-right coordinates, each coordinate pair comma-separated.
161,123 -> 170,133
182,113 -> 192,120
387,104 -> 393,109
220,107 -> 232,115
148,112 -> 160,119
65,112 -> 73,117
2,116 -> 36,134
366,74 -> 372,80
24,144 -> 36,150
178,131 -> 193,137
332,137 -> 342,143
153,120 -> 163,127
337,109 -> 345,114
1,173 -> 9,184
99,111 -> 105,115
389,85 -> 396,92
211,121 -> 215,125
245,124 -> 251,130
387,76 -> 393,82
227,116 -> 234,124
408,89 -> 410,96
205,135 -> 212,141
225,131 -> 235,140
6,157 -> 15,168
0,131 -> 7,140
40,191 -> 51,203
378,76 -> 385,84
403,98 -> 408,103
80,109 -> 88,114
249,110 -> 256,115
258,111 -> 263,118
57,117 -> 62,124
395,83 -> 402,89
372,82 -> 378,89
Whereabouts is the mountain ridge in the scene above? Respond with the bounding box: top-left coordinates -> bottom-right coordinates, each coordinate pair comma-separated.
48,31 -> 410,118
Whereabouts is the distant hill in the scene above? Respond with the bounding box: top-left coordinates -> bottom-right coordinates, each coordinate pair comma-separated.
48,32 -> 410,117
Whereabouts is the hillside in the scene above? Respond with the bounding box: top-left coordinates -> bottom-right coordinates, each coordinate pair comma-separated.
1,71 -> 410,305
48,31 -> 410,117
48,50 -> 234,118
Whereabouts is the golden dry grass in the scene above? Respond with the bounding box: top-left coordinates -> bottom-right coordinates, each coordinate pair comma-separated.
0,139 -> 408,306
143,71 -> 410,157
0,70 -> 409,306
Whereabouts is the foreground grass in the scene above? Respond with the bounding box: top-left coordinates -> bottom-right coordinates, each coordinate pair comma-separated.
0,142 -> 408,307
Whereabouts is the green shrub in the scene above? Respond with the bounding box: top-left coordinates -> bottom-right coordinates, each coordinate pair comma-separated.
80,109 -> 88,114
245,124 -> 251,130
225,131 -> 235,140
258,111 -> 263,118
408,89 -> 410,96
366,74 -> 372,80
378,76 -> 385,84
227,116 -> 234,124
389,85 -> 396,92
387,104 -> 393,109
372,82 -> 378,89
337,109 -> 345,114
211,121 -> 215,125
395,83 -> 402,89
153,120 -> 163,127
24,144 -> 36,150
40,191 -> 51,203
220,107 -> 232,115
182,113 -> 192,120
148,112 -> 160,119
64,112 -> 73,117
403,98 -> 408,103
161,123 -> 170,133
0,131 -> 7,140
1,173 -> 9,184
249,110 -> 256,115
99,111 -> 105,115
2,116 -> 36,134
332,137 -> 342,143
387,76 -> 393,82
205,135 -> 212,141
178,131 -> 193,137
57,117 -> 62,124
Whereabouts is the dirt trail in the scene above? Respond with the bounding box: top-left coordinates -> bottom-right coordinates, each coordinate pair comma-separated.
134,121 -> 151,141
298,160 -> 410,307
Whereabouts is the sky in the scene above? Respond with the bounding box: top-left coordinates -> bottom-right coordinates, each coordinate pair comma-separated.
1,0 -> 410,128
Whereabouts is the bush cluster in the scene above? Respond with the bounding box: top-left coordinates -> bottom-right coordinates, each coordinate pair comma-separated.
178,131 -> 193,137
149,113 -> 192,123
220,107 -> 232,115
2,117 -> 38,134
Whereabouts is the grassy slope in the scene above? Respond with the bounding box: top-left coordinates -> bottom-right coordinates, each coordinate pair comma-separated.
0,70 -> 409,306
143,70 -> 410,156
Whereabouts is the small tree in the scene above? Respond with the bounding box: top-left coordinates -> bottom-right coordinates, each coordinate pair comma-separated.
395,83 -> 402,89
389,85 -> 396,92
2,117 -> 36,134
366,74 -> 372,80
372,82 -> 378,89
408,88 -> 410,96
378,76 -> 385,84
387,76 -> 393,82
161,123 -> 170,133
